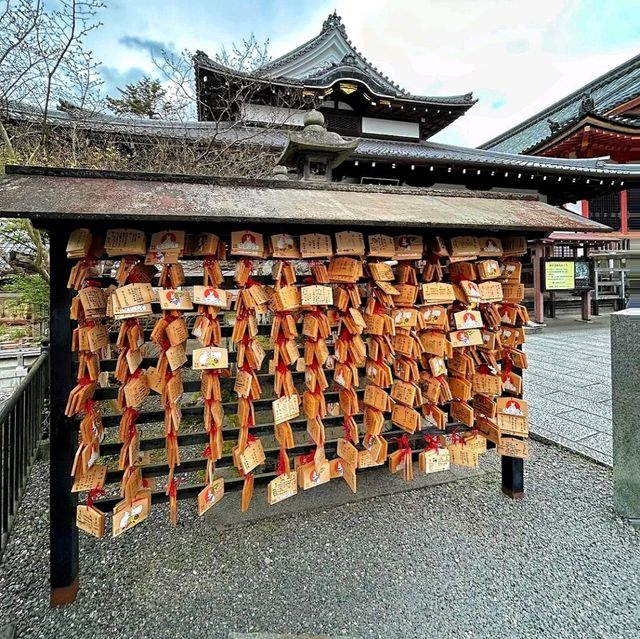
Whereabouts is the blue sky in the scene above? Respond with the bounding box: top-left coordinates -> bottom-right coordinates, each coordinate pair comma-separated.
85,0 -> 640,147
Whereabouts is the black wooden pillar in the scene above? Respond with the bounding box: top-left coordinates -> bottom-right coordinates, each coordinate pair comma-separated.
501,457 -> 524,499
48,228 -> 79,606
501,336 -> 526,499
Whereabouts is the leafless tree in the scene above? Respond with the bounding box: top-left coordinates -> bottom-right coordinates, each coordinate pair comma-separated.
144,35 -> 310,177
0,0 -> 42,157
0,218 -> 49,281
0,0 -> 104,159
217,34 -> 271,74
0,0 -> 103,281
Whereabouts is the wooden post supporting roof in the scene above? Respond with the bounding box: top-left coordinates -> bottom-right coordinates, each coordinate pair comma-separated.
532,242 -> 545,325
48,226 -> 80,606
620,190 -> 629,234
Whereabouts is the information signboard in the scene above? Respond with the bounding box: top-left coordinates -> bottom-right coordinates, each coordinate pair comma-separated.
543,259 -> 593,291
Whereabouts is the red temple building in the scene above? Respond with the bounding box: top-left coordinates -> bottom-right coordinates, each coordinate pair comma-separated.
481,53 -> 640,236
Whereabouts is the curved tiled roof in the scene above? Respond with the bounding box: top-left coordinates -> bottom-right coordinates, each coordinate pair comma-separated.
5,100 -> 640,181
195,12 -> 475,108
257,11 -> 405,95
525,111 -> 640,155
480,51 -> 640,153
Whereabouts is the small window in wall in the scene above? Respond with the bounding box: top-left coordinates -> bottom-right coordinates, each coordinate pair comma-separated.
589,192 -> 620,217
551,245 -> 574,258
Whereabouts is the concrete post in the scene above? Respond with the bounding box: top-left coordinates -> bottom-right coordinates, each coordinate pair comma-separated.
611,309 -> 640,527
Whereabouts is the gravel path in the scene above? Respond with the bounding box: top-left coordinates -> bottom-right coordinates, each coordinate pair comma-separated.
1,440 -> 639,639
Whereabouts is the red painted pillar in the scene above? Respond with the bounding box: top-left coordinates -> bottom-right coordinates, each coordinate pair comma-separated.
620,190 -> 629,234
581,200 -> 590,218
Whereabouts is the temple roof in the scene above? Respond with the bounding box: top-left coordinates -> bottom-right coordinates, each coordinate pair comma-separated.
529,112 -> 640,157
5,100 -> 640,202
195,12 -> 476,108
7,99 -> 638,174
0,165 -> 610,233
480,52 -> 640,154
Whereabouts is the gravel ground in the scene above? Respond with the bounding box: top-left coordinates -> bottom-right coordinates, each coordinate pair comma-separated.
1,440 -> 639,639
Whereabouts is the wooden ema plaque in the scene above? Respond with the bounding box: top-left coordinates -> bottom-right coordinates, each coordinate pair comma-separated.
197,478 -> 225,516
300,233 -> 332,258
419,448 -> 450,474
76,505 -> 105,538
335,231 -> 365,256
497,437 -> 528,459
237,440 -> 266,475
230,230 -> 265,258
496,397 -> 529,436
272,395 -> 300,425
301,285 -> 333,306
298,460 -> 330,490
268,472 -> 298,505
105,228 -> 146,256
192,347 -> 229,370
368,234 -> 395,257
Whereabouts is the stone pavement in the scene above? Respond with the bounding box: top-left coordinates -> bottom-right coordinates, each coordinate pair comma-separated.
525,315 -> 612,466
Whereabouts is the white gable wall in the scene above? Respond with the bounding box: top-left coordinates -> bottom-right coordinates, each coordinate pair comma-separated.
265,32 -> 352,79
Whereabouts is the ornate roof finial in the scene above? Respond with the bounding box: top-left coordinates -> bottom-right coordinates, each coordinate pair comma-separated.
547,118 -> 561,133
578,92 -> 595,116
321,10 -> 347,36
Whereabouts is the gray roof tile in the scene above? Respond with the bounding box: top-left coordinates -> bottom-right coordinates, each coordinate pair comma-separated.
5,100 -> 640,179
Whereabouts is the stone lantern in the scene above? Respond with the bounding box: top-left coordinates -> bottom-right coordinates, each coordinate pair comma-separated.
276,109 -> 359,182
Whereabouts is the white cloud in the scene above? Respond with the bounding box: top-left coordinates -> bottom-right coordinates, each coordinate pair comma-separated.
328,0 -> 638,147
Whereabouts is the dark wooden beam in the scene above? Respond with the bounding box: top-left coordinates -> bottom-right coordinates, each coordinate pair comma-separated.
48,226 -> 79,606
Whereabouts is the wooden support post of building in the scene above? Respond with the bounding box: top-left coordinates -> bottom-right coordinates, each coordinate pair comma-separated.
501,456 -> 524,499
48,228 -> 79,606
532,241 -> 545,324
620,190 -> 629,234
581,290 -> 592,321
548,291 -> 556,319
502,344 -> 526,499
